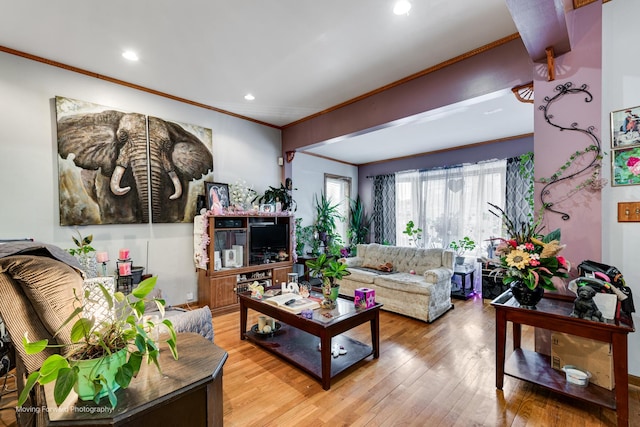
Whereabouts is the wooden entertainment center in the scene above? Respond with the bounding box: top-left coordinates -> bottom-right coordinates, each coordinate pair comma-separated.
197,214 -> 295,315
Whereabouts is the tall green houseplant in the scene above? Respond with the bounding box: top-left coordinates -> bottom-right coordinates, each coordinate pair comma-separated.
313,192 -> 342,248
347,195 -> 371,248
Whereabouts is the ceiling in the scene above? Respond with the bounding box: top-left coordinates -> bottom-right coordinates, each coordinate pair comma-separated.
0,0 -> 536,165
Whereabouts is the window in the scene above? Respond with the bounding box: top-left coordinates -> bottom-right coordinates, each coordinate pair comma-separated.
324,174 -> 351,247
395,159 -> 506,255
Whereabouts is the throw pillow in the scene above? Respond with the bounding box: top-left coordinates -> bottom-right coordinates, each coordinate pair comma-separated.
0,255 -> 83,345
0,273 -> 57,373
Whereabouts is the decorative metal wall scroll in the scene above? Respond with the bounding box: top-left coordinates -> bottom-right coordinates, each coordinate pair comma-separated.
537,82 -> 605,220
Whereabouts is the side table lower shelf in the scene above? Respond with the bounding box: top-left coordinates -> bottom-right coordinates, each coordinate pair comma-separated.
245,323 -> 373,385
505,348 -> 615,409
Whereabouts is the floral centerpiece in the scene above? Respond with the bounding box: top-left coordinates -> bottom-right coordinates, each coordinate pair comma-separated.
488,203 -> 570,305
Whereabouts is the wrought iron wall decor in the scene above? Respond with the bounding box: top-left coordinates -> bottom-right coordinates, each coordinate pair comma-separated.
537,82 -> 605,220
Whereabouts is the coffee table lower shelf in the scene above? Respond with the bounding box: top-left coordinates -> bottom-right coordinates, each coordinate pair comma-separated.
245,323 -> 373,387
505,348 -> 616,409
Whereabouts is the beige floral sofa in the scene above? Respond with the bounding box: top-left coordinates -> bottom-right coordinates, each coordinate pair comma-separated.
338,243 -> 455,323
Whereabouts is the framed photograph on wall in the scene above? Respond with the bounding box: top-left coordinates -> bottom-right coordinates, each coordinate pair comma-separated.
611,105 -> 640,148
205,182 -> 230,211
612,146 -> 640,186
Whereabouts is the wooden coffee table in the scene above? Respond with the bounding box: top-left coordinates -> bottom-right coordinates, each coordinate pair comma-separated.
238,290 -> 382,390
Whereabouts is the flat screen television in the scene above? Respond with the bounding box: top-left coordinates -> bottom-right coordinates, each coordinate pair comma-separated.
250,223 -> 288,252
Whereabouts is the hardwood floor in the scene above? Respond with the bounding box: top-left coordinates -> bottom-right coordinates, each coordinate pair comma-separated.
1,295 -> 638,426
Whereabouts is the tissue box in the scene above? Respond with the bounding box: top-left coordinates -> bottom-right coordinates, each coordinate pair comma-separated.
355,288 -> 376,308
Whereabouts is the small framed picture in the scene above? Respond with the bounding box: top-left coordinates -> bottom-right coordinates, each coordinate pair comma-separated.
223,249 -> 236,268
259,204 -> 275,213
205,182 -> 230,211
611,106 -> 640,148
612,146 -> 640,186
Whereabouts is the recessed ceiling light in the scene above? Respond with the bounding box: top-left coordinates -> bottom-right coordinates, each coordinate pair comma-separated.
122,50 -> 139,61
393,0 -> 411,15
244,94 -> 255,101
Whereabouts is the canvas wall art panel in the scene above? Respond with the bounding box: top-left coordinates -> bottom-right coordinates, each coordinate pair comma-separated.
56,97 -> 213,225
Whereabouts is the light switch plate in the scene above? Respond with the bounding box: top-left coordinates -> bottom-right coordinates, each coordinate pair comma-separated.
617,202 -> 640,222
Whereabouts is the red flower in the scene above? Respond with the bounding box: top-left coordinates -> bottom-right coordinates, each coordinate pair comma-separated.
508,239 -> 517,248
627,157 -> 640,167
557,256 -> 567,268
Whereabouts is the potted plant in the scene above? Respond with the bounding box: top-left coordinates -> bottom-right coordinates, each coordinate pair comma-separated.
253,183 -> 297,211
313,192 -> 342,248
449,236 -> 476,265
18,276 -> 178,408
402,221 -> 423,248
68,230 -> 98,278
305,253 -> 351,309
347,195 -> 371,250
488,203 -> 570,308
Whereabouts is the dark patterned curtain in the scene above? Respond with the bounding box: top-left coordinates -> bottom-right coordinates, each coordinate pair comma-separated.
505,155 -> 534,229
372,174 -> 396,245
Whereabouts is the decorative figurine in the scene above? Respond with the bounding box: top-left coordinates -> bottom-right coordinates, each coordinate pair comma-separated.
570,285 -> 604,322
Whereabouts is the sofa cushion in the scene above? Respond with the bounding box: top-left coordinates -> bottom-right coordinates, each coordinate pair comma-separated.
344,268 -> 378,284
0,255 -> 83,345
0,273 -> 57,373
373,273 -> 434,296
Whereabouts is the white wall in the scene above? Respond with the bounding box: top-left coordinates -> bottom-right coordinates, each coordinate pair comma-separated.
602,0 -> 640,376
0,51 -> 282,306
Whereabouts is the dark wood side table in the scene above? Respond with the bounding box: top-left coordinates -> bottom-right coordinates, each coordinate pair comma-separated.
492,291 -> 635,427
39,333 -> 228,427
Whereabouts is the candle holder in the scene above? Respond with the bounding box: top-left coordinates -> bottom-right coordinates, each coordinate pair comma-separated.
116,258 -> 133,294
100,262 -> 108,277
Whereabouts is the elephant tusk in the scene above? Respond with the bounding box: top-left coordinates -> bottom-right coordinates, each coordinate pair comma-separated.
110,165 -> 131,196
168,171 -> 182,200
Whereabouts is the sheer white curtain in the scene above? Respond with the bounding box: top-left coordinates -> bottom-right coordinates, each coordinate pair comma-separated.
395,159 -> 506,256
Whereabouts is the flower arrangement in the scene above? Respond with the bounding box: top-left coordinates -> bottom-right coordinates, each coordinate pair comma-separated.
229,179 -> 257,211
488,203 -> 570,290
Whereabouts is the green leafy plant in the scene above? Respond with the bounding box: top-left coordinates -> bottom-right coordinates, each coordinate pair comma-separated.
448,236 -> 476,256
18,277 -> 178,408
402,221 -> 423,248
253,183 -> 297,211
68,231 -> 95,256
347,195 -> 371,246
314,192 -> 341,238
305,253 -> 351,288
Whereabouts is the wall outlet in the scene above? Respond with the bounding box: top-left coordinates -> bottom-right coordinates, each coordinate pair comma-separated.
186,292 -> 194,301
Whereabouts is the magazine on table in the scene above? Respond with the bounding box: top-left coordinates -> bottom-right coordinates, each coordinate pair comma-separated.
263,293 -> 320,314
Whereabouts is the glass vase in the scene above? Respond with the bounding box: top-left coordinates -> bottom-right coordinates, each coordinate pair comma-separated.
77,252 -> 99,278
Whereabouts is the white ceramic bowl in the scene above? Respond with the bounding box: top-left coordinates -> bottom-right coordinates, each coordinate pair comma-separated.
562,365 -> 592,387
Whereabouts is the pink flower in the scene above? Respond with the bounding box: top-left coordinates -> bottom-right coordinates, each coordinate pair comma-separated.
524,242 -> 534,251
557,256 -> 567,268
529,259 -> 540,266
629,161 -> 640,176
627,157 -> 640,167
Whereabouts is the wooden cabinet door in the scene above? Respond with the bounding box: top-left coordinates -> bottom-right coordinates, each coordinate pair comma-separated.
273,266 -> 292,285
212,276 -> 238,308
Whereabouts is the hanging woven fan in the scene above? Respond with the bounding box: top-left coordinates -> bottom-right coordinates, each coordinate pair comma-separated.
512,82 -> 534,104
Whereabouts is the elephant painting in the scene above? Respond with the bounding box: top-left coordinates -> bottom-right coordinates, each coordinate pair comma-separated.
56,97 -> 213,225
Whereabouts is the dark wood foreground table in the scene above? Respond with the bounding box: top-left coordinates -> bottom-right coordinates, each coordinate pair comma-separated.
39,333 -> 228,427
238,290 -> 381,390
492,291 -> 635,427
